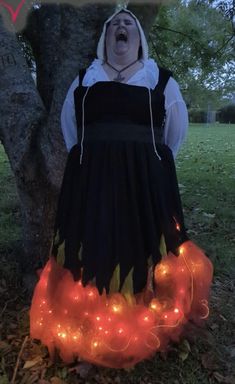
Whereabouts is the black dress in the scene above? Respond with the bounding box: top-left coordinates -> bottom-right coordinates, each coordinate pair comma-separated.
30,68 -> 213,368
52,68 -> 188,295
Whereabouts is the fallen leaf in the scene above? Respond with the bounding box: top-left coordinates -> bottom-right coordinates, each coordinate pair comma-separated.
230,347 -> 235,358
50,377 -> 66,384
201,352 -> 220,371
0,374 -> 9,384
68,362 -> 92,378
178,339 -> 191,361
203,212 -> 216,218
23,356 -> 43,369
210,323 -> 219,330
9,323 -> 18,329
213,372 -> 235,384
0,341 -> 11,355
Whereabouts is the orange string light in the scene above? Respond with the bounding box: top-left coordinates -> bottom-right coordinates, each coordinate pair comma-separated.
30,240 -> 213,368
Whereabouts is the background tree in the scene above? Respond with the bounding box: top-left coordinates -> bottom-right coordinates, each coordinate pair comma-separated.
0,1 -> 161,276
150,0 -> 234,110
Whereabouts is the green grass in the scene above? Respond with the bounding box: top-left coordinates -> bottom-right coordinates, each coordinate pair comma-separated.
176,123 -> 235,276
0,148 -> 20,252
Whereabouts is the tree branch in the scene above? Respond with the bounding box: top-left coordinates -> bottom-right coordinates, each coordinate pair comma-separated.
214,35 -> 234,56
153,24 -> 234,59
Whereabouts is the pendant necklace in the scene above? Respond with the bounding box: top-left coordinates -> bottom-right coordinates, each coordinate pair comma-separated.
105,59 -> 139,82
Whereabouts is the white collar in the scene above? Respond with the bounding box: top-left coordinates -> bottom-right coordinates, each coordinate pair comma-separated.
85,58 -> 159,89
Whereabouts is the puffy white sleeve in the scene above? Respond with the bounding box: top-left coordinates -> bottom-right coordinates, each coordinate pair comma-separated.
163,78 -> 188,158
61,76 -> 79,152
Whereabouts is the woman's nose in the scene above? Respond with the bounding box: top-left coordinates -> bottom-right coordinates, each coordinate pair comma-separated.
118,20 -> 125,28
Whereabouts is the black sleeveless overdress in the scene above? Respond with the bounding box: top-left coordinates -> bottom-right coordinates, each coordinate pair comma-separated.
52,68 -> 188,295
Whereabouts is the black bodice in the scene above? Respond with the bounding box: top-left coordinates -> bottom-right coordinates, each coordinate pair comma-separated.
74,68 -> 172,145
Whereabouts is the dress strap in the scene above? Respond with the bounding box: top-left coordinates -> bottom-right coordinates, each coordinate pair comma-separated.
79,68 -> 87,86
149,67 -> 172,147
155,67 -> 173,94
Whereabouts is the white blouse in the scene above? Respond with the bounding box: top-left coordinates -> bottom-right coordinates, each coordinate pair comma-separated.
61,58 -> 188,158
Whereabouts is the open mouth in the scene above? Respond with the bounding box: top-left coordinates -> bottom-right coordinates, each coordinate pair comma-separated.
116,33 -> 128,42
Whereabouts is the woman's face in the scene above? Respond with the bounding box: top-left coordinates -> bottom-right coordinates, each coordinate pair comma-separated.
105,12 -> 140,58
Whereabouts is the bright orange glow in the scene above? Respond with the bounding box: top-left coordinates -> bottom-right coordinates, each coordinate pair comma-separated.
176,223 -> 180,231
179,246 -> 184,255
58,332 -> 67,339
150,299 -> 162,313
30,240 -> 213,369
112,305 -> 122,313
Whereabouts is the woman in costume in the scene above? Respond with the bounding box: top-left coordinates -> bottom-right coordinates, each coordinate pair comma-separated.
30,9 -> 213,368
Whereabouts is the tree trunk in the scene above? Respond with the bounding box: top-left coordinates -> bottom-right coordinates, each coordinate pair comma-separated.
0,2 -> 159,274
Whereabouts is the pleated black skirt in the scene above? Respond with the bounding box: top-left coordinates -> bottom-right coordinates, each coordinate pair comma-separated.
52,123 -> 187,295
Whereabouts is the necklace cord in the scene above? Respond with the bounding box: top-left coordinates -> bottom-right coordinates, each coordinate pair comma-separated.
106,59 -> 139,81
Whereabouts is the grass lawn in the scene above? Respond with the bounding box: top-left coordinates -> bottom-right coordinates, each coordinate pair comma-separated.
176,123 -> 235,276
0,123 -> 234,384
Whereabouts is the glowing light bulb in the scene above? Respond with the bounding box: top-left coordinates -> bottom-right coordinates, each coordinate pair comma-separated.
176,223 -> 180,231
179,246 -> 184,255
174,307 -> 179,314
96,316 -> 101,321
111,304 -> 122,313
155,263 -> 169,278
118,328 -> 124,334
57,332 -> 66,339
164,314 -> 168,319
93,341 -> 98,348
144,316 -> 149,322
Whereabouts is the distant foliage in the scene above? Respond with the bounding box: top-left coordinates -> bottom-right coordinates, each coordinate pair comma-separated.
218,104 -> 235,123
150,0 -> 234,110
189,109 -> 207,123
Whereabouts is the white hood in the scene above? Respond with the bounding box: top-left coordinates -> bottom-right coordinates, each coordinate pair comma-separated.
97,8 -> 149,61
